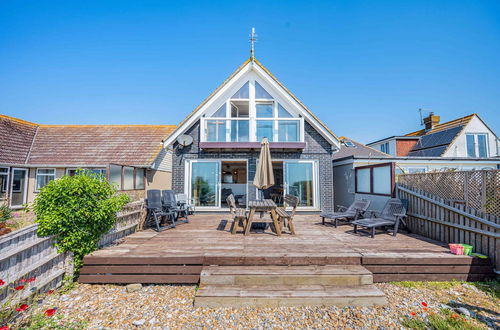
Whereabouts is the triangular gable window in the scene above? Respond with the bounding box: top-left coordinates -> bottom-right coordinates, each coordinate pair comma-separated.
231,81 -> 249,99
211,104 -> 226,117
255,81 -> 273,99
278,103 -> 293,118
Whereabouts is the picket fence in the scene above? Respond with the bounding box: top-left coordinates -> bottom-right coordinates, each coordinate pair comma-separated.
0,200 -> 144,303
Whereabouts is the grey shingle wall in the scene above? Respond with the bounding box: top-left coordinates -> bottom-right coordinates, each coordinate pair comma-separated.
171,121 -> 334,211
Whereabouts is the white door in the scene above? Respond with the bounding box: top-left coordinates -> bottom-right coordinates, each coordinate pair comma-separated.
284,161 -> 317,208
188,161 -> 221,208
10,168 -> 28,208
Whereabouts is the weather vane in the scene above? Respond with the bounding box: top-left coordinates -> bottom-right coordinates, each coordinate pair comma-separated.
250,27 -> 257,60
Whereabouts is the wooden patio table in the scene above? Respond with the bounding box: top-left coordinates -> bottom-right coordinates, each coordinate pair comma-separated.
244,199 -> 281,236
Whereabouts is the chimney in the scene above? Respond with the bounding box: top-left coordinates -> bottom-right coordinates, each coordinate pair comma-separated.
423,112 -> 440,131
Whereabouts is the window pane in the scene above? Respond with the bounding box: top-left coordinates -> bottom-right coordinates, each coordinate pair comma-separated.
477,135 -> 487,157
0,173 -> 8,200
206,120 -> 226,142
256,103 -> 273,118
0,168 -> 8,173
230,120 -> 249,142
123,167 -> 134,190
231,81 -> 249,99
255,81 -> 273,99
191,162 -> 219,207
285,162 -> 314,207
466,135 -> 476,157
36,175 -> 54,190
38,169 -> 54,175
109,165 -> 122,189
278,121 -> 299,142
373,166 -> 391,195
256,120 -> 274,142
356,168 -> 370,193
278,104 -> 293,118
135,169 -> 145,189
211,104 -> 226,117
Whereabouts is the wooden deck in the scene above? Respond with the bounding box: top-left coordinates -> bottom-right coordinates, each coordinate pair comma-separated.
80,214 -> 494,284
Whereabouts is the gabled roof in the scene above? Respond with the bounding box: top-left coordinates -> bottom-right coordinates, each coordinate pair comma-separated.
0,114 -> 176,167
333,137 -> 390,161
163,57 -> 341,148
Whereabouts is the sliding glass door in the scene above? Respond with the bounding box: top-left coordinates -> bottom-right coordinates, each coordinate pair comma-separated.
284,161 -> 316,208
190,161 -> 220,208
10,168 -> 28,208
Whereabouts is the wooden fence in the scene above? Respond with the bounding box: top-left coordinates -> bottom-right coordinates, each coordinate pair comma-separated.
397,184 -> 500,270
0,200 -> 144,303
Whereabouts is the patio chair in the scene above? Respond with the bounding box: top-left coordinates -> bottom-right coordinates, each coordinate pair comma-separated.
227,194 -> 247,234
146,190 -> 175,232
162,190 -> 189,224
275,194 -> 299,235
320,199 -> 370,227
351,198 -> 407,238
176,193 -> 195,215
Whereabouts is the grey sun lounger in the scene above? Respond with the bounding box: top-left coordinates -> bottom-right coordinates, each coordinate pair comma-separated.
320,199 -> 370,227
351,198 -> 407,238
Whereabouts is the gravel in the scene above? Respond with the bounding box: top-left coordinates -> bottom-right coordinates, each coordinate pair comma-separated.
13,282 -> 498,329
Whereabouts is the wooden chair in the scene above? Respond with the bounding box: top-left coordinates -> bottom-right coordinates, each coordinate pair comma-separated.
276,194 -> 299,235
227,194 -> 247,234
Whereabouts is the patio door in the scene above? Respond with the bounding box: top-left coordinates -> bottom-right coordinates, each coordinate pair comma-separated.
284,161 -> 317,208
189,161 -> 220,208
10,168 -> 28,208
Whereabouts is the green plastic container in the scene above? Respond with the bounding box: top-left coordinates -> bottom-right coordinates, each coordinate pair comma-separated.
460,244 -> 473,256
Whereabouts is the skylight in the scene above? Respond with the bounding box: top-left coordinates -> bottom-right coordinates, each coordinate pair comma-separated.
344,141 -> 356,148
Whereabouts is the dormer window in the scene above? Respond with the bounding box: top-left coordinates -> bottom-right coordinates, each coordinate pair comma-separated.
202,79 -> 303,144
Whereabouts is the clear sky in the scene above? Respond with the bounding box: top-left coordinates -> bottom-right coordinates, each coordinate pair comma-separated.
1,0 -> 499,143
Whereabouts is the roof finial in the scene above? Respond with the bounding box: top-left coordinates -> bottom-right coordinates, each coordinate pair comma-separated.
249,27 -> 257,61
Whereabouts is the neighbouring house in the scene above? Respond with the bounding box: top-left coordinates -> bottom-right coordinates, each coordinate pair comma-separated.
333,136 -> 500,210
162,57 -> 341,211
0,114 -> 176,208
367,113 -> 500,162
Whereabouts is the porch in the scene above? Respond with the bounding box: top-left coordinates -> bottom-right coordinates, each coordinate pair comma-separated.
80,213 -> 493,284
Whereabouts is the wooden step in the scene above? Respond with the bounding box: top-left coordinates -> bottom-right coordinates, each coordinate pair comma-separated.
200,265 -> 373,286
194,284 -> 387,307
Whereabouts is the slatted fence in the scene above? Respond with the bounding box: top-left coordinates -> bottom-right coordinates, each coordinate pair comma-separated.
397,184 -> 500,270
0,200 -> 144,303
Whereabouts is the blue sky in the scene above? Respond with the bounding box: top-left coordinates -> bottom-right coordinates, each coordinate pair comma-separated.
1,0 -> 499,143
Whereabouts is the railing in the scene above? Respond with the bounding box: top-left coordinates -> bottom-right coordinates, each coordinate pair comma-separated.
397,184 -> 500,270
0,200 -> 144,303
201,117 -> 303,143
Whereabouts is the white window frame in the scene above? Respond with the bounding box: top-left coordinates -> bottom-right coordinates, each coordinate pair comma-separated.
380,142 -> 390,154
200,77 -> 304,143
0,166 -> 10,199
35,168 -> 56,192
9,168 -> 28,208
466,133 -> 489,158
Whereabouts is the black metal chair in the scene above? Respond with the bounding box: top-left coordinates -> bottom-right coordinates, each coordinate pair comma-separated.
146,190 -> 175,232
162,190 -> 189,224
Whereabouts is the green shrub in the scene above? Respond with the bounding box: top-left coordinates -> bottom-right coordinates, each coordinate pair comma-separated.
33,170 -> 129,274
0,204 -> 12,222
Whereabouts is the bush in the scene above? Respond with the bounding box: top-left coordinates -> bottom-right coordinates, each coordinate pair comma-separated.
33,170 -> 129,273
0,204 -> 12,222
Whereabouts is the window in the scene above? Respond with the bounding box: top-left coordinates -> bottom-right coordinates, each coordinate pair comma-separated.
201,80 -> 303,143
0,167 -> 8,200
123,167 -> 134,190
135,168 -> 145,189
108,165 -> 146,190
355,163 -> 394,196
109,165 -> 122,188
380,142 -> 390,154
466,134 -> 488,157
343,141 -> 355,148
36,169 -> 55,191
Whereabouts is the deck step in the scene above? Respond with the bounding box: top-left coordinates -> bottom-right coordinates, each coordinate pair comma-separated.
194,284 -> 387,307
200,265 -> 373,286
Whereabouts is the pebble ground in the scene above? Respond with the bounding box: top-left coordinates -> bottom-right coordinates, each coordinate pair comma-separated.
13,281 -> 499,329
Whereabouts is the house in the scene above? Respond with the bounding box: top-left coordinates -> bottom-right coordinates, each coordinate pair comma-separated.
0,114 -> 175,208
367,113 -> 500,162
162,57 -> 341,211
333,136 -> 500,210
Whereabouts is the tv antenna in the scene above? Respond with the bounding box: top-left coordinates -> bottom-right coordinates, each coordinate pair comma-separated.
250,27 -> 257,60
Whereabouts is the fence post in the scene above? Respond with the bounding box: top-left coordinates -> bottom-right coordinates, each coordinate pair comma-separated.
481,171 -> 487,213
464,171 -> 469,209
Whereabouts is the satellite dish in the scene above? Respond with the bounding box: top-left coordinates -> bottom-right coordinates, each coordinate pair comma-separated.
176,134 -> 193,147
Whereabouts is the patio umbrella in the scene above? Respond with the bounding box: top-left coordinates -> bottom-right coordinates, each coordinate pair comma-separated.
253,137 -> 274,199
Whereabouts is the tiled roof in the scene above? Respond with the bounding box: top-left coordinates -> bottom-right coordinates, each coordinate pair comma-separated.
0,114 -> 175,166
333,137 -> 390,160
405,114 -> 475,136
0,115 -> 38,164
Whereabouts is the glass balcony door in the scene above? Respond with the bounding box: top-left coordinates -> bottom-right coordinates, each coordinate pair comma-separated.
284,161 -> 316,208
189,161 -> 220,208
10,168 -> 28,208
